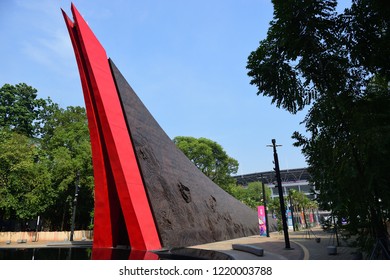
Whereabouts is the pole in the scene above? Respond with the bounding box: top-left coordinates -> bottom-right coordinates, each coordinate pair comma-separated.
270,139 -> 291,249
261,175 -> 270,237
70,171 -> 80,242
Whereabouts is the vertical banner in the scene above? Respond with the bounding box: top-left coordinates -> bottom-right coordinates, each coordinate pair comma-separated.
309,212 -> 314,224
257,206 -> 267,236
286,210 -> 293,229
300,211 -> 306,228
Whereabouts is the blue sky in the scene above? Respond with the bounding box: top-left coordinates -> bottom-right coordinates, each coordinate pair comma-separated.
0,0 -> 351,175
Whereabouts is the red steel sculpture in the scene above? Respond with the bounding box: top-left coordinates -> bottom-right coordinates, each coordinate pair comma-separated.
62,4 -> 258,256
62,5 -> 161,251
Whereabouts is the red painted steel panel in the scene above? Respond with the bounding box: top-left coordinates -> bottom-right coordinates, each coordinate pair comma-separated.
63,4 -> 161,251
62,10 -> 116,248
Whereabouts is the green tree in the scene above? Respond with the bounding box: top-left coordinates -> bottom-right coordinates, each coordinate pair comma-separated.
173,136 -> 239,189
0,130 -> 54,223
222,181 -> 272,210
0,83 -> 94,231
289,189 -> 318,229
247,0 -> 390,254
267,197 -> 284,232
40,106 -> 94,230
241,181 -> 272,209
0,83 -> 46,137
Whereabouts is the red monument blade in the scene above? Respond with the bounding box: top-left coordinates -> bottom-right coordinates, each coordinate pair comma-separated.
62,4 -> 161,251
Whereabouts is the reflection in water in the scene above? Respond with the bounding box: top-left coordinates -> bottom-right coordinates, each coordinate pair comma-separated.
0,247 -> 231,260
91,248 -> 159,260
0,248 -> 158,260
0,248 -> 92,260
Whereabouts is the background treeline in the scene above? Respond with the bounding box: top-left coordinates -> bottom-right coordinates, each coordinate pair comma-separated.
0,83 -> 94,231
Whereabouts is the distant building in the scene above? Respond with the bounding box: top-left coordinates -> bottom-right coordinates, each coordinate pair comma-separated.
233,167 -> 317,200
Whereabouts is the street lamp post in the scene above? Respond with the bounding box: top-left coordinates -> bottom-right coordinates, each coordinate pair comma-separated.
268,139 -> 291,249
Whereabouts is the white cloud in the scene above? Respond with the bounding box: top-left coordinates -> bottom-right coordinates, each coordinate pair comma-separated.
38,28 -> 73,60
15,0 -> 58,17
22,28 -> 73,67
15,0 -> 76,76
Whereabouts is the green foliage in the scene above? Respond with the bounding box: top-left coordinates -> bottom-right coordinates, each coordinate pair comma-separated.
173,136 -> 239,189
0,130 -> 54,220
40,105 -> 94,230
224,181 -> 272,210
247,0 -> 390,251
289,189 -> 314,211
242,181 -> 272,209
267,197 -> 284,232
0,84 -> 94,231
0,83 -> 46,137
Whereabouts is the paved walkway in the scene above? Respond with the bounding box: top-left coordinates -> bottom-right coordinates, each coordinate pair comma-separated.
190,227 -> 362,260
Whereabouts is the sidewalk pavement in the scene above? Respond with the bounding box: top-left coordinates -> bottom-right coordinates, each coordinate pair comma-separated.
0,227 -> 362,260
190,226 -> 362,260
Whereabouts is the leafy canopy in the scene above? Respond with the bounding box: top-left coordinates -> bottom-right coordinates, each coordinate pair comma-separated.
0,83 -> 46,137
0,83 -> 94,230
173,136 -> 239,189
247,0 -> 390,251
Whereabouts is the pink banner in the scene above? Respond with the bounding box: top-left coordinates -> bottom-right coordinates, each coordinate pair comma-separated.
310,212 -> 314,223
258,206 -> 267,236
